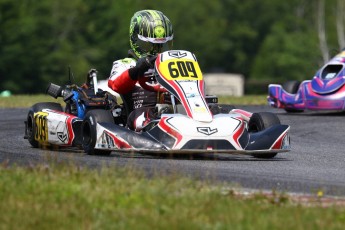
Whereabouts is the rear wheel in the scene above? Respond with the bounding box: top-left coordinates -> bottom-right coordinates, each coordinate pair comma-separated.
26,102 -> 63,148
248,112 -> 280,158
82,109 -> 114,156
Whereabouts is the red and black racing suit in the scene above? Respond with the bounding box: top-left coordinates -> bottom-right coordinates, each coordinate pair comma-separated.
108,52 -> 159,131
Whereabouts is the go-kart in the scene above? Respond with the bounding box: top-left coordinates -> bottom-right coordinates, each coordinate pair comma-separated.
24,50 -> 290,158
268,50 -> 345,112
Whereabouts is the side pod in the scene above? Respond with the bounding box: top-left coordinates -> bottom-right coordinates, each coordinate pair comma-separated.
246,125 -> 290,150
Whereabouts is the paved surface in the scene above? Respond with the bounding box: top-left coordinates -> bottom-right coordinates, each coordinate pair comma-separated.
1,106 -> 345,196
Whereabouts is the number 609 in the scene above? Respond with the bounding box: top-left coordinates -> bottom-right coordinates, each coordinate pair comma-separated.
168,61 -> 198,79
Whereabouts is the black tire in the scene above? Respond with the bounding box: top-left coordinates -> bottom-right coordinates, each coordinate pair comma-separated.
248,112 -> 281,158
82,109 -> 114,156
26,102 -> 63,148
282,80 -> 300,94
284,107 -> 304,113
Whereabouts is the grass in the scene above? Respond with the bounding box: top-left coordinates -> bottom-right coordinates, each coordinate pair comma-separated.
0,162 -> 344,230
0,95 -> 64,108
0,94 -> 269,108
218,95 -> 269,105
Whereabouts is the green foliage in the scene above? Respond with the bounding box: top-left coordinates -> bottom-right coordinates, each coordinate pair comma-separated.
0,0 -> 343,93
251,24 -> 320,82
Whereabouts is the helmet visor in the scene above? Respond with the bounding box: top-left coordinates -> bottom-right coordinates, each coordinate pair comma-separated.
137,35 -> 173,55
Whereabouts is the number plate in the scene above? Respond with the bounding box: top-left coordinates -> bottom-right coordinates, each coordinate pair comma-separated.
158,59 -> 203,81
34,111 -> 48,142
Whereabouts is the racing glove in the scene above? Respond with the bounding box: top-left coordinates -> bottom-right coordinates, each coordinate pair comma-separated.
128,55 -> 157,80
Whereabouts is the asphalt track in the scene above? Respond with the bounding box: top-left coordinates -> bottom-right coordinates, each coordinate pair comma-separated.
1,106 -> 345,196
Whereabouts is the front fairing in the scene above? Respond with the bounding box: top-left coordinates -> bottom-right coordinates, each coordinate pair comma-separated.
268,83 -> 306,110
154,50 -> 213,122
91,112 -> 290,153
147,113 -> 248,150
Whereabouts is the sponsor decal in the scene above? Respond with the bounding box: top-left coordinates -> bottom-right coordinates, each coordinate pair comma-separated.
186,93 -> 196,98
100,132 -> 115,148
111,70 -> 117,76
57,132 -> 67,142
168,51 -> 187,58
197,127 -> 218,136
193,107 -> 207,113
98,131 -> 131,149
133,99 -> 143,109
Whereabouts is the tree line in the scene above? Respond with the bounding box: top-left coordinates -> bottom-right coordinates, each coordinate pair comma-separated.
1,0 -> 344,94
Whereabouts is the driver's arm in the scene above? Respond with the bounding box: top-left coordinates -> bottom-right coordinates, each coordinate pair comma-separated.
108,56 -> 155,94
108,69 -> 136,94
108,58 -> 137,94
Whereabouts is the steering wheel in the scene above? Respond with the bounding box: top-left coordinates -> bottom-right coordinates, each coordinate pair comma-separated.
139,76 -> 168,92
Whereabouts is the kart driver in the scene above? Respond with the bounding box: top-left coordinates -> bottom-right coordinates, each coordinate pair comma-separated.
108,10 -> 174,131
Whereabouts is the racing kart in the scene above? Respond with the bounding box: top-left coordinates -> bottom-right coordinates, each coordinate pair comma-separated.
24,50 -> 290,158
268,50 -> 345,112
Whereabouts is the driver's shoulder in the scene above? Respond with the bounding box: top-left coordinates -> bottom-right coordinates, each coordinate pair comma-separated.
113,57 -> 136,67
111,57 -> 136,75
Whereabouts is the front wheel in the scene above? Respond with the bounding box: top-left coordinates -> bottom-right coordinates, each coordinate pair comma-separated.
82,109 -> 114,156
248,112 -> 280,158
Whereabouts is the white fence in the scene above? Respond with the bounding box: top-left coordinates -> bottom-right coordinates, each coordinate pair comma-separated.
203,73 -> 244,96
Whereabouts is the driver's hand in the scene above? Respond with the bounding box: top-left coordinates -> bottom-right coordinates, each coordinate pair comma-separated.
137,55 -> 156,71
129,55 -> 157,80
145,55 -> 157,68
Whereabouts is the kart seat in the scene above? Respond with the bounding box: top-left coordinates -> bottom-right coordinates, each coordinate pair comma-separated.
321,64 -> 343,79
119,92 -> 134,120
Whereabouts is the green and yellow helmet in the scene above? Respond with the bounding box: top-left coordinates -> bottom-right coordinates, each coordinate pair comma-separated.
129,10 -> 174,58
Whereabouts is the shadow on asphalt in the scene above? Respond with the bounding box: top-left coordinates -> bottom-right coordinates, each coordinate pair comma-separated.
109,151 -> 291,162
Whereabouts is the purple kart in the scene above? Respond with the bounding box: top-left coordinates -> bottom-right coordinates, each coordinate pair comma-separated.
268,51 -> 345,112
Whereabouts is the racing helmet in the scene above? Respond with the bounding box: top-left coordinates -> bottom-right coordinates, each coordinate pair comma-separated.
129,10 -> 174,58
